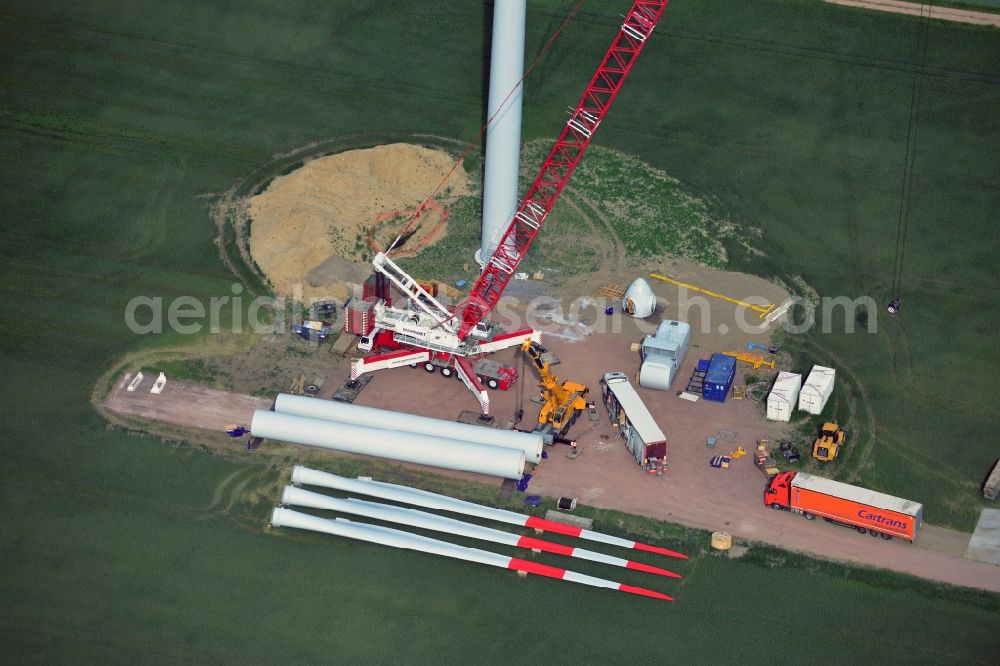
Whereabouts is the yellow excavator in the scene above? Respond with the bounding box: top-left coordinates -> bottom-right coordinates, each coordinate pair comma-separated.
812,422 -> 846,462
520,340 -> 589,436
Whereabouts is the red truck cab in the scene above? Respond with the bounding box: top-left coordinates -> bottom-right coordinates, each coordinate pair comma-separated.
765,471 -> 794,510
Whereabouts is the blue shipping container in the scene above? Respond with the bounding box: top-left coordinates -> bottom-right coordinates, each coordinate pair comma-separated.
703,354 -> 736,402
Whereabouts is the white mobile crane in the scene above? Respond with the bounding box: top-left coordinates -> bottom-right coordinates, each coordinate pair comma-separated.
350,1 -> 669,415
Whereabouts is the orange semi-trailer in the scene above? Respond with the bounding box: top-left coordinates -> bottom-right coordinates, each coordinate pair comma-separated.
765,471 -> 923,541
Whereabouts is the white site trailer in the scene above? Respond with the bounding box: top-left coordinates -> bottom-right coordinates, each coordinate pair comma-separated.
766,371 -> 802,422
798,365 -> 835,414
600,372 -> 667,465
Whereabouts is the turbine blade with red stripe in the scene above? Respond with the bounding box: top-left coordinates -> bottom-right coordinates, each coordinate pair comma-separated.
516,535 -> 680,579
524,516 -> 688,560
507,558 -> 672,601
292,467 -> 687,560
282,486 -> 681,579
270,508 -> 670,601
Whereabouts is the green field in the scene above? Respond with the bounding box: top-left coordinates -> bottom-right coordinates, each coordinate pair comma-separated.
394,141 -> 741,282
2,0 -> 999,661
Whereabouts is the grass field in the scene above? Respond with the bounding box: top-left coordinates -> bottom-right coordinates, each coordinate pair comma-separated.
395,141 -> 740,282
2,0 -> 999,661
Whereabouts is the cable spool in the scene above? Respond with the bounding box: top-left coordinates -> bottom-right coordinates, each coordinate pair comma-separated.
711,531 -> 732,551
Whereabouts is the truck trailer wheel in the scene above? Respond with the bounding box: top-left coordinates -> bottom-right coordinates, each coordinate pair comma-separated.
769,503 -> 783,510
869,529 -> 881,537
423,362 -> 436,373
856,526 -> 867,534
803,512 -> 815,520
440,366 -> 453,378
880,533 -> 893,540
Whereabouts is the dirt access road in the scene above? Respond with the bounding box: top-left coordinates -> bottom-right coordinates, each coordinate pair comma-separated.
826,0 -> 1000,27
106,372 -> 272,430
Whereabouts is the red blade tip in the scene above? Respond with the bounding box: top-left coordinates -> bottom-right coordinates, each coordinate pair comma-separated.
626,560 -> 683,579
633,542 -> 688,559
619,584 -> 673,601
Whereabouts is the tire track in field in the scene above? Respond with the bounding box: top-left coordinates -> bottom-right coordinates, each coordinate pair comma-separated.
0,613 -> 238,662
205,468 -> 246,511
560,192 -> 622,273
881,313 -> 1000,421
566,188 -> 627,272
797,336 -> 878,483
127,156 -> 186,256
0,462 -> 272,527
855,279 -> 997,422
0,10 -> 483,116
201,465 -> 273,520
877,431 -> 982,523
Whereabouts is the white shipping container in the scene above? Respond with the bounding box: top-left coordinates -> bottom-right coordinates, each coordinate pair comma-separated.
600,372 -> 667,465
766,371 -> 802,422
798,365 -> 835,414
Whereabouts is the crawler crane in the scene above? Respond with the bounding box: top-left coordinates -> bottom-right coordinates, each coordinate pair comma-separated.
349,1 -> 669,415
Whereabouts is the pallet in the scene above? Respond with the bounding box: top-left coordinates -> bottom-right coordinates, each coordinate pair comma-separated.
288,373 -> 306,395
598,283 -> 626,299
330,332 -> 356,357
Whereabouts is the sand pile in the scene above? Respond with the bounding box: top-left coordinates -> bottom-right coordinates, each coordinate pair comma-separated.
248,143 -> 470,301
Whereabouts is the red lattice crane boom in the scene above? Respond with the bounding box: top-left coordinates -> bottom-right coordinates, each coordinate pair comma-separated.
456,0 -> 669,339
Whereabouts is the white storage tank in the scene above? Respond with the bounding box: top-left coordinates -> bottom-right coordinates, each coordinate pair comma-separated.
623,277 -> 655,318
766,371 -> 802,422
798,365 -> 835,415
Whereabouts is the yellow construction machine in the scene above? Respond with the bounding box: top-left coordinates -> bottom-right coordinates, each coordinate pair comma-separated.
812,422 -> 846,462
520,340 -> 589,436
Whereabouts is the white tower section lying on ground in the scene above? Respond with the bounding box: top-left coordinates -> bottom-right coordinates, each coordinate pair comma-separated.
478,0 -> 526,265
273,393 -> 543,463
250,410 -> 525,479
